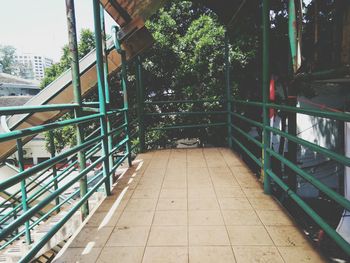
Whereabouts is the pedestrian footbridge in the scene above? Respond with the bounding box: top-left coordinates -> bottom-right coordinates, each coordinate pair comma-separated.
0,0 -> 349,262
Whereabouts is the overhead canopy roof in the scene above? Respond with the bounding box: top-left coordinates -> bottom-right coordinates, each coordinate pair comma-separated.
100,0 -> 249,28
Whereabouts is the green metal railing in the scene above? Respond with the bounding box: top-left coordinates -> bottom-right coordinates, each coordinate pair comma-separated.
0,1 -> 132,262
226,0 -> 350,256
1,0 -> 349,261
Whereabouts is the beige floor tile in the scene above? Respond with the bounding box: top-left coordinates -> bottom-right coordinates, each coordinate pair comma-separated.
236,179 -> 261,189
69,227 -> 113,248
57,149 -> 324,263
139,176 -> 164,183
162,178 -> 187,189
188,187 -> 216,199
218,197 -> 253,210
248,197 -> 281,210
153,211 -> 188,226
125,199 -> 157,211
227,226 -> 273,246
143,170 -> 166,178
205,159 -> 227,167
211,177 -> 239,188
137,180 -> 163,189
142,247 -> 188,263
232,246 -> 284,263
187,167 -> 210,177
148,226 -> 188,246
256,210 -> 294,226
189,226 -> 230,246
53,247 -> 102,263
188,199 -> 220,210
97,247 -> 144,263
242,188 -> 266,198
230,166 -> 251,175
142,170 -> 165,177
148,161 -> 168,168
168,161 -> 187,168
132,188 -> 160,199
187,177 -> 213,188
187,161 -> 207,167
160,189 -> 187,199
266,226 -> 309,246
222,210 -> 262,226
165,169 -> 187,178
106,226 -> 150,246
84,211 -> 120,228
156,198 -> 188,210
215,187 -> 245,198
278,246 -> 326,263
209,166 -> 232,175
96,196 -> 128,212
189,246 -> 236,263
117,211 -> 154,226
188,210 -> 224,225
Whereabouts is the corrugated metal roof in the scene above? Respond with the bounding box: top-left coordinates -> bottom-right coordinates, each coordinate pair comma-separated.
0,73 -> 39,85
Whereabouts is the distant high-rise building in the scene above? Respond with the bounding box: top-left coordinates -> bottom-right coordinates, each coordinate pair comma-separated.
14,53 -> 53,81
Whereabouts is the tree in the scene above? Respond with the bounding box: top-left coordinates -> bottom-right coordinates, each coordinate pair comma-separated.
41,29 -> 95,89
127,1 -> 259,148
78,29 -> 96,58
0,45 -> 17,74
43,29 -> 95,152
17,62 -> 34,79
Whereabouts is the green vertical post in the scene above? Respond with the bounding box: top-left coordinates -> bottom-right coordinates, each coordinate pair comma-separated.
16,138 -> 31,244
113,26 -> 132,166
92,0 -> 111,195
136,56 -> 145,152
287,0 -> 298,191
262,0 -> 271,194
225,32 -> 232,148
100,7 -> 114,186
65,0 -> 89,218
48,130 -> 60,213
288,0 -> 298,73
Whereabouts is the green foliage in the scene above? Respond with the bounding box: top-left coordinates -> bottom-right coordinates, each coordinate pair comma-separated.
78,29 -> 96,58
42,29 -> 95,153
40,29 -> 95,89
0,45 -> 17,74
44,114 -> 77,153
131,1 -> 259,149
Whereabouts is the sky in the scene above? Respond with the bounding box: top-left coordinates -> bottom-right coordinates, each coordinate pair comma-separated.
0,0 -> 117,62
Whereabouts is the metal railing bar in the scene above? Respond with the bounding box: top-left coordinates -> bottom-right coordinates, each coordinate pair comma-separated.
0,104 -> 79,115
149,122 -> 226,131
0,155 -> 105,240
0,136 -> 103,192
266,148 -> 350,211
144,98 -> 225,105
145,111 -> 227,117
0,113 -> 102,143
266,169 -> 350,255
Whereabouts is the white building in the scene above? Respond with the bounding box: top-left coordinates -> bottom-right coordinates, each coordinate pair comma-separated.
0,72 -> 40,96
14,53 -> 53,81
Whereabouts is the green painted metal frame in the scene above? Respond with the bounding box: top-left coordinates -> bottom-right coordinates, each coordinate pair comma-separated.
227,0 -> 350,256
136,56 -> 146,152
0,1 -> 132,260
225,32 -> 232,149
93,0 -> 111,196
112,25 -> 132,166
262,0 -> 271,194
1,0 -> 349,261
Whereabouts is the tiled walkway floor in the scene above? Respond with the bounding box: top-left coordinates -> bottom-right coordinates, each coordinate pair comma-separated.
54,148 -> 326,263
